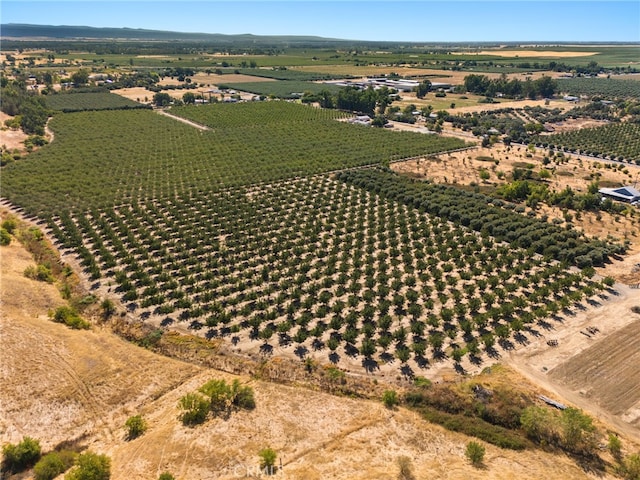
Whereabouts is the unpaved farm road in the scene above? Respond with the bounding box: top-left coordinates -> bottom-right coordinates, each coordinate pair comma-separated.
156,109 -> 210,131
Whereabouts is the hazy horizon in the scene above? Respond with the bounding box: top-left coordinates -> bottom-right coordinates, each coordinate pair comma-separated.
1,1 -> 639,43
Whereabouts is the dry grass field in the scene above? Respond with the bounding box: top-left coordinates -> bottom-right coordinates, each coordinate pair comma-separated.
3,235 -> 630,480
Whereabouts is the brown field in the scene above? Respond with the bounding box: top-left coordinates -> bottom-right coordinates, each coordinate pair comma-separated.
159,73 -> 276,87
549,318 -> 640,427
2,235 -> 627,480
466,50 -> 599,58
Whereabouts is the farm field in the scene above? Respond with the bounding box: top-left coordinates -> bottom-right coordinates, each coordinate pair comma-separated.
537,122 -> 640,163
549,317 -> 640,428
3,98 -> 627,381
392,143 -> 640,277
5,233 -> 628,480
3,32 -> 640,475
215,80 -> 343,98
1,102 -> 465,215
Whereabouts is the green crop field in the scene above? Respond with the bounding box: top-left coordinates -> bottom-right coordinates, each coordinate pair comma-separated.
537,122 -> 640,163
45,91 -> 148,112
556,78 -> 640,100
2,101 -> 467,216
217,80 -> 343,98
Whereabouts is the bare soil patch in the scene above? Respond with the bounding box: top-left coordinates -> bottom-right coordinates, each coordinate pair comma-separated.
0,112 -> 28,151
548,317 -> 640,427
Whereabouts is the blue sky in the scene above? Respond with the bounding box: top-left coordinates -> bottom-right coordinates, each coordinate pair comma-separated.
2,1 -> 639,42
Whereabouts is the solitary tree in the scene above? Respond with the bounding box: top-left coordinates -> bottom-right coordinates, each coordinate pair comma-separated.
258,447 -> 277,475
153,93 -> 172,107
414,80 -> 432,99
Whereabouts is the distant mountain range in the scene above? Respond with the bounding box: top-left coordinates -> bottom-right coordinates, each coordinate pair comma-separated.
0,23 -> 346,44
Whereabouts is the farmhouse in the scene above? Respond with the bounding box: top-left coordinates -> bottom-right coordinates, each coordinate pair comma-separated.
598,186 -> 640,204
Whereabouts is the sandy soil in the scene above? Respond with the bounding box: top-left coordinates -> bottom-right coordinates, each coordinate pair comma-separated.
2,235 -> 622,480
0,112 -> 28,151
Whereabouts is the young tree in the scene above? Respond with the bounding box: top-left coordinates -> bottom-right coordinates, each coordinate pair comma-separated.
258,447 -> 277,475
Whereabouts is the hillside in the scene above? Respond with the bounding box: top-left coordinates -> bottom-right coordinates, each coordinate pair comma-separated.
0,23 -> 345,45
0,225 -> 629,480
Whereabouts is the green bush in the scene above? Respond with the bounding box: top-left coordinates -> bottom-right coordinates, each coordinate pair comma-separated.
124,415 -> 147,440
0,227 -> 10,246
1,217 -> 18,234
50,306 -> 91,330
258,447 -> 277,475
2,436 -> 41,473
24,263 -> 55,283
465,441 -> 486,466
382,390 -> 398,409
65,451 -> 110,480
619,453 -> 640,480
199,378 -> 255,417
178,392 -> 210,426
158,473 -> 175,480
34,450 -> 76,480
422,409 -> 528,450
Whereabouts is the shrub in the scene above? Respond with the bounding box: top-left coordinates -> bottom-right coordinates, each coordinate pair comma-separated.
50,306 -> 91,330
34,450 -> 76,480
465,441 -> 486,466
397,455 -> 416,480
24,263 -> 55,283
258,447 -> 277,475
1,217 -> 17,234
0,227 -> 10,246
158,473 -> 175,480
199,378 -> 255,417
608,433 -> 622,461
178,392 -> 210,425
65,451 -> 110,480
124,415 -> 147,440
101,299 -> 116,318
382,390 -> 398,409
2,436 -> 41,473
619,453 -> 640,480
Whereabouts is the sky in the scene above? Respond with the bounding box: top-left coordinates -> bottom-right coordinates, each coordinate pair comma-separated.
1,1 -> 639,43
